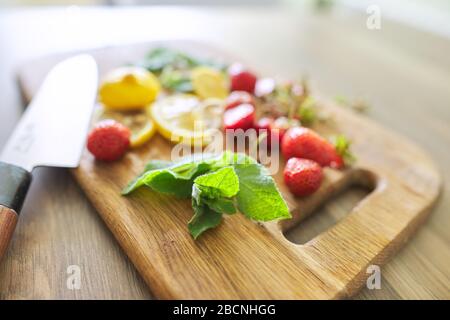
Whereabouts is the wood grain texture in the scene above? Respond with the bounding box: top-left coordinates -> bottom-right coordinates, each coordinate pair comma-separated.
0,206 -> 18,262
15,41 -> 442,299
2,7 -> 449,300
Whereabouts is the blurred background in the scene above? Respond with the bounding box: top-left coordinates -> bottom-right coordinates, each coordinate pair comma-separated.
1,0 -> 449,146
1,0 -> 450,37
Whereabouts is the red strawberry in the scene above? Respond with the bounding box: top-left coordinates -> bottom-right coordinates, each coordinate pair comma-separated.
255,117 -> 280,148
281,127 -> 344,168
225,91 -> 254,110
284,158 -> 323,196
87,119 -> 130,161
223,103 -> 255,131
230,71 -> 257,93
271,116 -> 299,142
255,117 -> 273,131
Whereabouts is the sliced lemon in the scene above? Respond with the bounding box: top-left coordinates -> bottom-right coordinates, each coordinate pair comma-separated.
99,66 -> 161,111
151,94 -> 224,146
191,66 -> 228,99
191,98 -> 225,130
96,106 -> 156,148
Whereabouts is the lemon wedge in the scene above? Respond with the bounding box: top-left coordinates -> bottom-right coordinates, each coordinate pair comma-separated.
97,106 -> 156,148
191,66 -> 228,99
151,94 -> 224,146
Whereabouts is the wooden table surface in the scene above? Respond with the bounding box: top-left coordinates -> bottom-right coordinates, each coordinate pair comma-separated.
0,5 -> 449,300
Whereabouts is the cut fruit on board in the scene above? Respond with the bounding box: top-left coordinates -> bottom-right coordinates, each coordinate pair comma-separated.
17,40 -> 441,299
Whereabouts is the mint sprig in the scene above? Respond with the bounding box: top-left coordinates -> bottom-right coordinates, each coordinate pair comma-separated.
234,164 -> 291,221
122,152 -> 291,239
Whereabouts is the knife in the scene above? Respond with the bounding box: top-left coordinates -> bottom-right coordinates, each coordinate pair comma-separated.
0,55 -> 98,261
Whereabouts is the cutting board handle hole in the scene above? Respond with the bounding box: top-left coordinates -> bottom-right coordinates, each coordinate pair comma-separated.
281,169 -> 377,245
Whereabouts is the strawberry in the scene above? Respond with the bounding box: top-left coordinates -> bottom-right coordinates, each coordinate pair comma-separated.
256,117 -> 275,149
230,70 -> 257,93
272,116 -> 299,141
281,127 -> 345,168
256,116 -> 301,148
284,158 -> 323,196
223,103 -> 255,131
255,117 -> 280,148
87,119 -> 130,161
255,117 -> 273,131
225,91 -> 254,110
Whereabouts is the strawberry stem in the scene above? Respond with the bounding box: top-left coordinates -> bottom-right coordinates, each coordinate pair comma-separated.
333,135 -> 356,166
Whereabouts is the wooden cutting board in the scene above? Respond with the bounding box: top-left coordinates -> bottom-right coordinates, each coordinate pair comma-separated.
17,41 -> 441,299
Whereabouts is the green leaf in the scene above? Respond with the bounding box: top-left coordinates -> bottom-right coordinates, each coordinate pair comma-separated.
188,202 -> 223,239
160,66 -> 193,93
191,167 -> 238,217
297,96 -> 317,126
122,169 -> 193,198
138,47 -> 183,72
194,167 -> 239,199
121,157 -> 212,197
333,135 -> 356,166
203,198 -> 236,215
143,160 -> 173,171
137,47 -> 227,75
123,151 -> 291,239
234,164 -> 291,221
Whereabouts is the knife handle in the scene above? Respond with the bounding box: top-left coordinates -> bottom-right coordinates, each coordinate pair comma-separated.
0,206 -> 19,260
0,162 -> 32,261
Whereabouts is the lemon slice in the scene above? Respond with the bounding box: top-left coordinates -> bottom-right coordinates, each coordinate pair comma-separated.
96,106 -> 156,148
191,66 -> 228,99
151,94 -> 224,146
192,98 -> 225,130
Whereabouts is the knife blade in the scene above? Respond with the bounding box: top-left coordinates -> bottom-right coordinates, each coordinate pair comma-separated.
0,55 -> 98,261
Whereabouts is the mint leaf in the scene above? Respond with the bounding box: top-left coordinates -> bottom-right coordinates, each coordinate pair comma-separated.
122,169 -> 193,198
160,66 -> 193,93
123,151 -> 291,239
203,198 -> 236,214
122,157 -> 212,197
188,202 -> 223,239
137,47 -> 227,79
191,167 -> 238,228
234,164 -> 291,221
143,160 -> 173,171
194,167 -> 239,199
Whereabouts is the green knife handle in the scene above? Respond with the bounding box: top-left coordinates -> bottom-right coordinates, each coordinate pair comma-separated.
0,162 -> 31,261
0,162 -> 32,213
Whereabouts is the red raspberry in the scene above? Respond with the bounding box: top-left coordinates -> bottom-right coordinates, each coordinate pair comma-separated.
283,158 -> 323,196
87,119 -> 130,161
